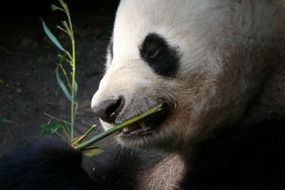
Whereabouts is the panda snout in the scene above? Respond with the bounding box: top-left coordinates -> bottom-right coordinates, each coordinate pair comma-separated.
92,96 -> 125,123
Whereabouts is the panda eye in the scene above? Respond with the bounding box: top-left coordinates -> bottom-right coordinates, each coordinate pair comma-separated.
139,33 -> 180,78
140,34 -> 164,60
141,39 -> 162,59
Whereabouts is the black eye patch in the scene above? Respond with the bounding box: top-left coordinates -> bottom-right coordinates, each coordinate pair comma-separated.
140,33 -> 179,78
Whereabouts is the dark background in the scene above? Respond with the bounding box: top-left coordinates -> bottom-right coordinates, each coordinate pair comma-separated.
0,0 -> 119,155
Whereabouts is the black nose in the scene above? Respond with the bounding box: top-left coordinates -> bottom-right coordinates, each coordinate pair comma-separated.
92,96 -> 125,123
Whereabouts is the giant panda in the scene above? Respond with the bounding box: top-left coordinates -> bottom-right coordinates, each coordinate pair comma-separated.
1,0 -> 285,189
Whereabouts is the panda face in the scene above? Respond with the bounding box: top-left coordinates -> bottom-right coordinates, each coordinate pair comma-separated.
91,0 -> 273,150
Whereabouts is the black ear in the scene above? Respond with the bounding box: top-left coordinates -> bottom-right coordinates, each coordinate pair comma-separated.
140,33 -> 180,78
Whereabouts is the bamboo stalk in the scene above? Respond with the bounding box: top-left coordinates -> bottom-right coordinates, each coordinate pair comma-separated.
74,104 -> 162,150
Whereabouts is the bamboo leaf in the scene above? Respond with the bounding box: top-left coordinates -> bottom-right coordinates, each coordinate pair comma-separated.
59,0 -> 69,13
0,117 -> 13,127
51,4 -> 64,12
61,21 -> 71,34
57,25 -> 69,35
83,147 -> 103,157
59,63 -> 72,89
40,120 -> 65,135
42,19 -> 66,52
56,66 -> 73,102
43,113 -> 71,125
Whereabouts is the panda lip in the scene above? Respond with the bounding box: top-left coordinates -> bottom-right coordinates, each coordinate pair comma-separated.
120,103 -> 169,137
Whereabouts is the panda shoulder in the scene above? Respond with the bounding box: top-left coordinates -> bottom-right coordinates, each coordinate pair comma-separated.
0,138 -> 95,190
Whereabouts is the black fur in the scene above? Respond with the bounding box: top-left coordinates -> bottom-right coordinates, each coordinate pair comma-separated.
181,119 -> 285,190
1,119 -> 285,190
140,33 -> 180,78
0,138 -> 95,190
85,143 -> 163,190
0,137 -> 163,190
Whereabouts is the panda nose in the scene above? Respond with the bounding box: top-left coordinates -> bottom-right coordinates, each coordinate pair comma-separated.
92,96 -> 125,123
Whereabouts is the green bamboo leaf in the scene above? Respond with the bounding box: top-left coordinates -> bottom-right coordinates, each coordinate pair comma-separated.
42,19 -> 66,52
59,0 -> 69,13
83,147 -> 103,157
56,66 -> 73,102
51,4 -> 64,12
61,21 -> 71,34
0,117 -> 13,127
40,120 -> 65,135
56,25 -> 69,35
58,63 -> 72,89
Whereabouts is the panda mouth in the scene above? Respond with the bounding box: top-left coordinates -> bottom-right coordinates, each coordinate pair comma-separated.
119,103 -> 169,137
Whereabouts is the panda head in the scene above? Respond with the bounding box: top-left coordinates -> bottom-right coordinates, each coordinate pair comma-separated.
91,0 -> 272,151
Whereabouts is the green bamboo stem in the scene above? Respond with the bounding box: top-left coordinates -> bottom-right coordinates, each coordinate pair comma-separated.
72,124 -> 97,145
60,0 -> 76,142
74,104 -> 162,150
